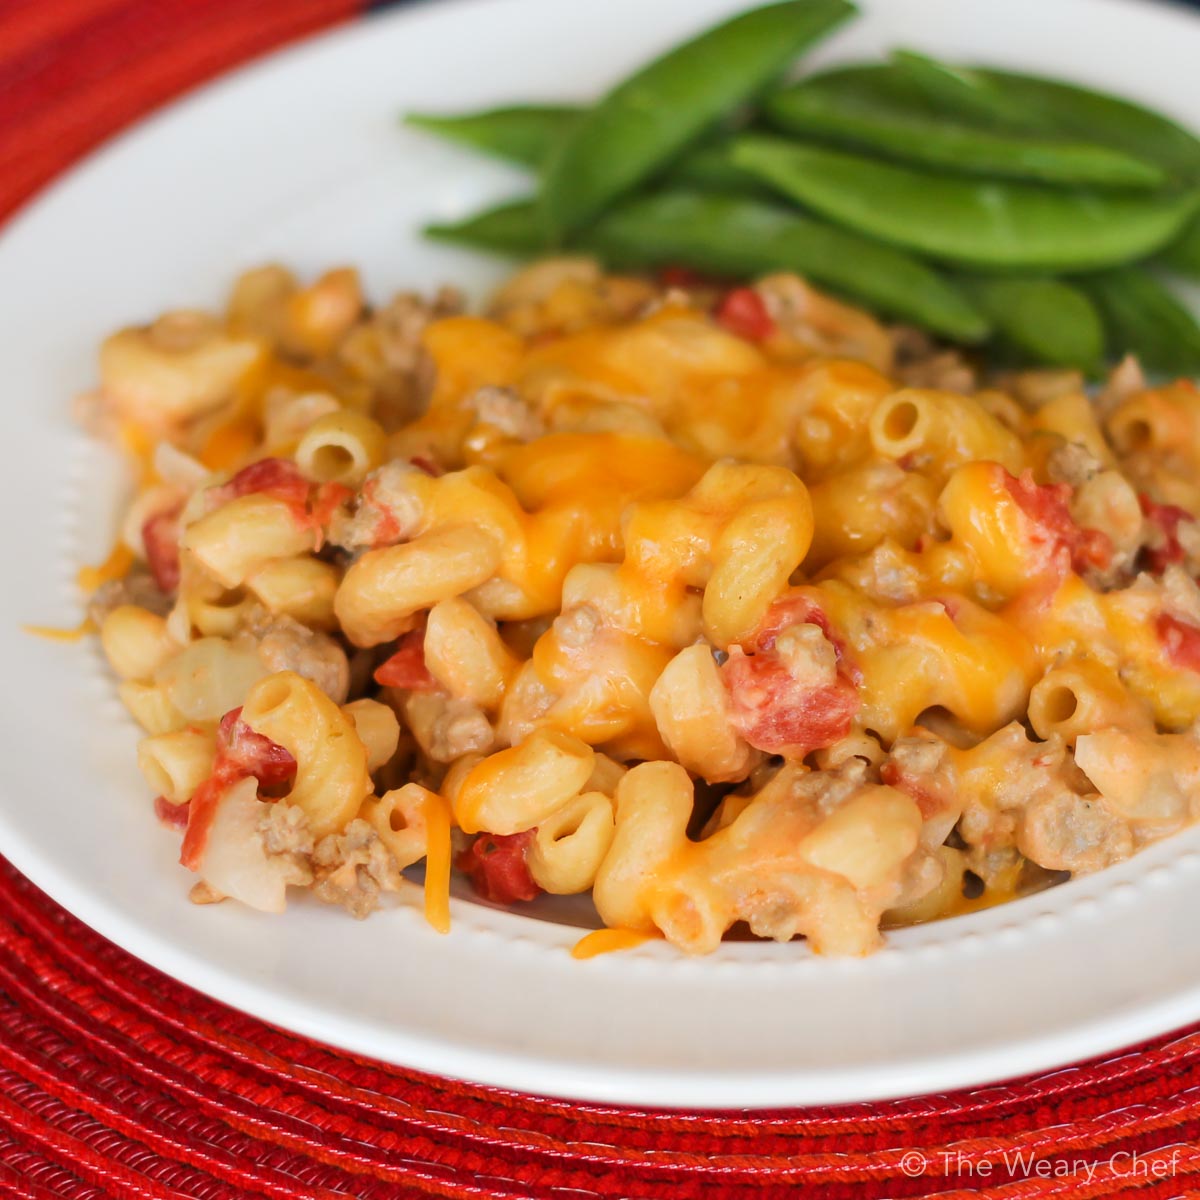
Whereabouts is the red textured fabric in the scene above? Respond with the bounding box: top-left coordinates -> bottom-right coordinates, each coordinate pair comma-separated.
2,2 -> 1200,1195
0,0 -> 362,221
0,859 -> 1197,1198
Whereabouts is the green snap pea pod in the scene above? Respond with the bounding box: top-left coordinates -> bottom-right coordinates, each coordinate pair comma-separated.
971,68 -> 1200,271
670,141 -> 773,195
405,106 -> 579,168
895,54 -> 1200,186
1080,268 -> 1200,376
426,190 -> 989,342
957,276 -> 1105,370
585,191 -> 990,341
732,136 -> 1200,271
425,199 -> 546,256
408,102 -> 767,196
894,57 -> 1200,270
539,0 -> 856,240
765,67 -> 1164,187
890,51 -> 1047,133
1160,213 -> 1200,278
975,69 -> 1200,185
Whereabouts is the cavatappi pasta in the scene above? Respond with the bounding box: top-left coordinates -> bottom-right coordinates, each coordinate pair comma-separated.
73,258 -> 1200,955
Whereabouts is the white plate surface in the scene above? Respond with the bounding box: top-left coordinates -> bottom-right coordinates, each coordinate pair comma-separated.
2,0 -> 1200,1109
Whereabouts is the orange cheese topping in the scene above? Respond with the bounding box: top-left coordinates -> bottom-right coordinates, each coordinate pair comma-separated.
571,928 -> 656,959
77,542 -> 134,592
24,619 -> 95,642
95,265 -> 1200,953
199,415 -> 262,472
421,790 -> 453,935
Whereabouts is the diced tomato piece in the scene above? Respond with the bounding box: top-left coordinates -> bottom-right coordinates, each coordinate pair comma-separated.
373,510 -> 404,545
180,768 -> 238,871
206,457 -> 357,537
310,481 -> 353,528
225,457 -> 311,506
1157,612 -> 1200,673
659,265 -> 711,289
722,648 -> 858,755
1140,493 -> 1193,573
457,831 -> 541,904
374,629 -> 438,690
360,474 -> 409,546
756,595 -> 834,653
1006,471 -> 1074,541
141,504 -> 182,593
218,707 -> 298,788
154,795 -> 189,832
1006,469 -> 1113,575
179,708 -> 296,870
753,594 -> 860,682
207,457 -> 312,523
1072,527 -> 1114,572
724,593 -> 862,754
715,287 -> 775,342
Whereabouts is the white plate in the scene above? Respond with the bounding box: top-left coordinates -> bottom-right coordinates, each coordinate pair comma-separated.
3,0 -> 1200,1110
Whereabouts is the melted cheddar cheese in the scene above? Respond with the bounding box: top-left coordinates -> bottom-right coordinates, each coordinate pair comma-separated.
80,259 -> 1200,954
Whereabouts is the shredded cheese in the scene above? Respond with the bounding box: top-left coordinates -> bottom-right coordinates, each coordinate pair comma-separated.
77,542 -> 135,592
200,416 -> 261,472
24,619 -> 95,642
571,928 -> 655,960
422,791 -> 453,935
118,422 -> 158,482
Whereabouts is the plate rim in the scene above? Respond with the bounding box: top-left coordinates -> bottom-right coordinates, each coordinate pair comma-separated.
2,0 -> 1200,1109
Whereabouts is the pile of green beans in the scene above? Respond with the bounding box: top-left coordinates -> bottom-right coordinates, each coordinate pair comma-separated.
406,0 -> 1200,372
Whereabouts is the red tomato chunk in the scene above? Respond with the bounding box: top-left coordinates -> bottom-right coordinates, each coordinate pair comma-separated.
374,629 -> 438,690
457,831 -> 541,904
715,287 -> 775,342
722,596 -> 860,755
1006,469 -> 1113,575
179,708 -> 297,871
141,504 -> 183,593
1140,493 -> 1193,573
1157,612 -> 1200,673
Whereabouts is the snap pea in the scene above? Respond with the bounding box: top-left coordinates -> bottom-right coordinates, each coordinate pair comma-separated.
732,136 -> 1200,271
891,55 -> 1200,272
958,276 -> 1105,370
405,105 -> 579,168
766,66 -> 1164,187
1081,268 -> 1200,375
890,51 -> 1047,133
407,103 -> 765,195
963,65 -> 1200,272
893,54 -> 1200,187
425,199 -> 546,256
539,0 -> 856,240
584,191 -> 990,341
669,141 -> 772,195
1160,213 -> 1200,278
426,190 -> 989,341
975,69 -> 1200,186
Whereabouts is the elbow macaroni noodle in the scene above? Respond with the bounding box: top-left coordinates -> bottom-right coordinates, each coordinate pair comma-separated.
76,259 -> 1200,953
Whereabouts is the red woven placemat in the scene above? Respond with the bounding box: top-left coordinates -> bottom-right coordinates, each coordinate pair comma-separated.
3,3 -> 1200,1196
0,857 -> 1198,1200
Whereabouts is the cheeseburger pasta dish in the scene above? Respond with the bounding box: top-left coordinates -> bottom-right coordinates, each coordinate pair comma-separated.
71,259 -> 1200,956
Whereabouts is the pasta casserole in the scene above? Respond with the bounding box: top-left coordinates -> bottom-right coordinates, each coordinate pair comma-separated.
70,258 -> 1200,956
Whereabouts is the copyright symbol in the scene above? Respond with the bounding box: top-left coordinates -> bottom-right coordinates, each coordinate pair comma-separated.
900,1151 -> 927,1178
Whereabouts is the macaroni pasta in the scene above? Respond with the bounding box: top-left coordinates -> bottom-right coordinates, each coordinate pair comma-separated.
75,258 -> 1200,955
